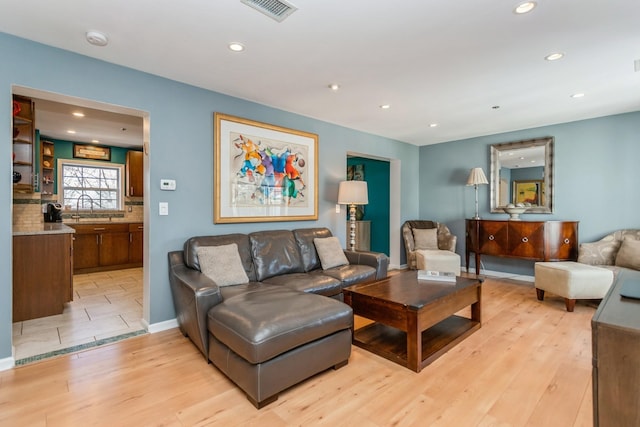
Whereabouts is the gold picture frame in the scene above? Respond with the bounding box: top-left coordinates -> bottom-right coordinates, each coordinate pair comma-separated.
513,180 -> 543,206
214,113 -> 318,223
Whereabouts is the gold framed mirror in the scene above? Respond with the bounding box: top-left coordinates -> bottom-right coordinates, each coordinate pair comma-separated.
490,137 -> 554,214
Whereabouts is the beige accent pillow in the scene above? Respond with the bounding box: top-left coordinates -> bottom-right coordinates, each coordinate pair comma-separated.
577,240 -> 621,265
197,243 -> 249,287
413,228 -> 439,250
615,238 -> 640,270
314,237 -> 349,270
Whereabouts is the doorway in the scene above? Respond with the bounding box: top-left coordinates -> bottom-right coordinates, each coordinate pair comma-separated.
346,152 -> 402,268
10,87 -> 149,363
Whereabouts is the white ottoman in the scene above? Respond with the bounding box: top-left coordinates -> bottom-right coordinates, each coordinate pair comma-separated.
534,262 -> 614,312
416,250 -> 461,276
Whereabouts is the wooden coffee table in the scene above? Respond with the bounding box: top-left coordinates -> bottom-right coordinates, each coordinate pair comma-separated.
342,270 -> 482,372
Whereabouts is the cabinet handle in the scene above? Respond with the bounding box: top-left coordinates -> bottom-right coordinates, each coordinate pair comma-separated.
522,237 -> 529,243
138,226 -> 143,230
96,235 -> 99,245
130,186 -> 134,195
130,233 -> 132,243
488,235 -> 495,241
94,227 -> 106,231
564,238 -> 570,244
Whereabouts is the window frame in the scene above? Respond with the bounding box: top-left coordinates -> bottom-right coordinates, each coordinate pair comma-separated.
57,158 -> 125,211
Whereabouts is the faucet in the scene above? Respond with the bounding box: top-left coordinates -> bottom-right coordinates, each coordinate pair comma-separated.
74,194 -> 94,222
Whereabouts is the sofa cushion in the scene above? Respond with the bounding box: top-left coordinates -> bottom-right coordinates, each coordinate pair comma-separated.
413,228 -> 439,250
316,264 -> 376,286
249,230 -> 304,281
184,234 -> 256,281
197,243 -> 250,287
314,237 -> 349,270
293,228 -> 333,271
208,286 -> 353,364
262,273 -> 342,297
578,240 -> 622,266
615,238 -> 640,270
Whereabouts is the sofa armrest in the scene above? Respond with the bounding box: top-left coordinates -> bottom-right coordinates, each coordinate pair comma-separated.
168,251 -> 223,358
344,250 -> 389,280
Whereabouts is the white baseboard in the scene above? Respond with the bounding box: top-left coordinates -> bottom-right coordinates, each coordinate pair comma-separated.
144,318 -> 179,334
0,356 -> 15,371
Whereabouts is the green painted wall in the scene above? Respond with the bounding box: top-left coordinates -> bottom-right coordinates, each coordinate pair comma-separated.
347,157 -> 390,254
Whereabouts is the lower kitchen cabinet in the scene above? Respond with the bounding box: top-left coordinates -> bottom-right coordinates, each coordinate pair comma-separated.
129,223 -> 144,264
70,222 -> 143,273
13,231 -> 73,322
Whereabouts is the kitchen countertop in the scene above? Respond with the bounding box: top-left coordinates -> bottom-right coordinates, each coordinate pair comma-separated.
13,223 -> 76,236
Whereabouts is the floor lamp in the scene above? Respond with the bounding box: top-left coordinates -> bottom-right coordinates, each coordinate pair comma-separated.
467,167 -> 488,220
338,180 -> 369,251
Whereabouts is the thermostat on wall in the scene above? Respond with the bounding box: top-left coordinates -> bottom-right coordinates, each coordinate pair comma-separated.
160,179 -> 176,191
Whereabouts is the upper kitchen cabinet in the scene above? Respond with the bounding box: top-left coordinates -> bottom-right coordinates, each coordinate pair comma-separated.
126,150 -> 143,197
12,95 -> 35,193
40,139 -> 55,196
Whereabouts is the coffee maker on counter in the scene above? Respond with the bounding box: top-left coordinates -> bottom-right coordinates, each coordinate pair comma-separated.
44,203 -> 63,223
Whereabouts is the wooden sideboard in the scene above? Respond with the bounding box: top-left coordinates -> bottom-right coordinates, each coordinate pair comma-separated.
592,269 -> 640,426
465,219 -> 578,274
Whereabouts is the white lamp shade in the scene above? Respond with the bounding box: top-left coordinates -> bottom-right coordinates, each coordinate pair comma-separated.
338,180 -> 368,205
467,167 -> 488,186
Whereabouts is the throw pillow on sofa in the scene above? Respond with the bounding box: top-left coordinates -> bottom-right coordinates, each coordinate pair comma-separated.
577,240 -> 622,265
314,237 -> 349,270
615,238 -> 640,270
412,228 -> 438,250
197,243 -> 249,286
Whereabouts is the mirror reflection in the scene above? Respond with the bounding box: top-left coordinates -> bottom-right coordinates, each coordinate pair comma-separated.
490,137 -> 554,214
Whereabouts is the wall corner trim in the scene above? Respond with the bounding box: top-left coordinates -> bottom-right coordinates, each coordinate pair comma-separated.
0,356 -> 15,371
145,318 -> 179,334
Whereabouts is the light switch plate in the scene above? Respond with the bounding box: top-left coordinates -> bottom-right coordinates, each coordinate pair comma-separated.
159,202 -> 169,216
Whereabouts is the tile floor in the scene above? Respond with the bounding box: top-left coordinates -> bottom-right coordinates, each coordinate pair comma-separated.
12,268 -> 144,362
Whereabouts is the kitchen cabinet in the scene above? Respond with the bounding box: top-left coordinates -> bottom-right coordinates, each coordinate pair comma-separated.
129,223 -> 144,264
12,95 -> 35,193
13,228 -> 74,322
126,150 -> 143,197
465,219 -> 578,274
70,223 -> 141,273
40,139 -> 55,195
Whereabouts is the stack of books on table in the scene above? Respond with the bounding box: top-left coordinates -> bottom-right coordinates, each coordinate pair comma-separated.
417,270 -> 457,283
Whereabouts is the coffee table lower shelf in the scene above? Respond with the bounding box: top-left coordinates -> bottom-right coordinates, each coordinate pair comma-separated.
352,315 -> 480,370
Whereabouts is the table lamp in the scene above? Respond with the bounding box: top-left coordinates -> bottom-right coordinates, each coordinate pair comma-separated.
338,180 -> 369,251
467,167 -> 488,220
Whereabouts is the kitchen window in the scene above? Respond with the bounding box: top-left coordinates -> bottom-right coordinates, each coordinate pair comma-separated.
58,159 -> 124,210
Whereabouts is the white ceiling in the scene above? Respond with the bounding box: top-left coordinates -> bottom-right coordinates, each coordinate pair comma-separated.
2,0 -> 640,147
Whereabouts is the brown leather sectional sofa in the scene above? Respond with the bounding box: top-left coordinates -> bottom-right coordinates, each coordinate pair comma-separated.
168,227 -> 389,408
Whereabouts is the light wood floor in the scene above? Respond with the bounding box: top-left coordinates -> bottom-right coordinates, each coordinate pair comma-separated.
0,275 -> 595,426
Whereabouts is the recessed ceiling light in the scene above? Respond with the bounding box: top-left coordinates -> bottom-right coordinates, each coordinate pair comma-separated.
91,139 -> 100,143
429,123 -> 438,128
72,112 -> 85,117
514,1 -> 537,14
228,42 -> 245,52
571,93 -> 585,98
86,31 -> 108,47
545,52 -> 565,61
67,130 -> 76,134
328,83 -> 340,91
380,104 -> 390,109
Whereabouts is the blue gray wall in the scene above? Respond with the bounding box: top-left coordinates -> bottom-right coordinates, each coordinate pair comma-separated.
0,33 -> 419,360
419,111 -> 640,275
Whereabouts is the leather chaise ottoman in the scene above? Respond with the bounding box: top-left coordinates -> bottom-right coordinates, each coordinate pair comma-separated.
207,285 -> 353,408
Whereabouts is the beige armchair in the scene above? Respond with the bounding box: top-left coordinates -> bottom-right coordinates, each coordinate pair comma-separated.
402,220 -> 460,274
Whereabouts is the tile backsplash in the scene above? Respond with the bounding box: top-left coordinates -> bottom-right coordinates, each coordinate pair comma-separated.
12,193 -> 144,227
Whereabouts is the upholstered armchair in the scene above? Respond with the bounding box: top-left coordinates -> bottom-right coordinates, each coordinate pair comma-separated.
402,220 -> 461,274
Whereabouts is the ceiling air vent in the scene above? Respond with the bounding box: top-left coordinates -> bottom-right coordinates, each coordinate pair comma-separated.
240,0 -> 298,22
